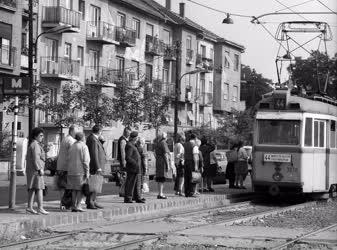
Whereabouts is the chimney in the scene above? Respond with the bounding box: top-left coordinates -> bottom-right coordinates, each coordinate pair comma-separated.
179,2 -> 185,18
165,0 -> 171,10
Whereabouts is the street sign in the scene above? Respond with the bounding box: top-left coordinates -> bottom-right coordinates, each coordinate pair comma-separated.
2,77 -> 30,95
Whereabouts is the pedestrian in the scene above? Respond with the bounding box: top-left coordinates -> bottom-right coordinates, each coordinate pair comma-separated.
226,142 -> 238,189
235,141 -> 249,189
155,132 -> 171,199
199,137 -> 213,192
117,127 -> 131,196
183,133 -> 200,198
56,124 -> 76,210
26,127 -> 49,215
86,125 -> 106,209
173,134 -> 185,196
135,137 -> 148,193
194,138 -> 203,195
208,144 -> 218,191
124,131 -> 145,203
67,132 -> 90,212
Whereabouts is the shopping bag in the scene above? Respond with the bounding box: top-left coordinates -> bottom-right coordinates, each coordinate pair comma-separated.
191,171 -> 202,184
119,180 -> 126,197
142,182 -> 149,193
82,181 -> 90,197
88,175 -> 103,193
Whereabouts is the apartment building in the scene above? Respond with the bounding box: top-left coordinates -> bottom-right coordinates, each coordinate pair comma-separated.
0,0 -> 33,138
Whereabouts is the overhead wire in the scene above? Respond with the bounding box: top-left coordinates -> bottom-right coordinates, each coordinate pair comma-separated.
273,0 -> 310,20
315,0 -> 337,15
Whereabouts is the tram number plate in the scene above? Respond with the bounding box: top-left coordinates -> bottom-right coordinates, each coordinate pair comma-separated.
264,154 -> 291,163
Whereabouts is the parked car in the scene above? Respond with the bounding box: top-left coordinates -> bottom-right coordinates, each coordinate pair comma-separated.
212,150 -> 228,185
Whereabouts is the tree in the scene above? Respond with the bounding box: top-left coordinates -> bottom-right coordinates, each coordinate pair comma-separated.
289,51 -> 337,99
241,65 -> 274,108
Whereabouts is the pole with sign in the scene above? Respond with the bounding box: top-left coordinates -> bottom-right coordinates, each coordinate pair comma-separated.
3,77 -> 30,209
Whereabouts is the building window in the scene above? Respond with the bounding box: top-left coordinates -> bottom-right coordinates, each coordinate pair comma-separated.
145,64 -> 153,82
186,35 -> 192,50
163,61 -> 170,83
146,23 -> 154,36
117,12 -> 126,27
232,85 -> 238,102
79,0 -> 85,20
0,37 -> 11,65
44,38 -> 58,60
223,83 -> 229,100
77,46 -> 84,66
208,81 -> 212,93
88,49 -> 98,67
210,48 -> 214,61
201,45 -> 206,57
89,4 -> 100,23
132,18 -> 140,39
131,60 -> 139,80
64,43 -> 72,59
234,54 -> 239,71
224,50 -> 230,68
163,29 -> 170,45
49,88 -> 57,105
116,56 -> 125,73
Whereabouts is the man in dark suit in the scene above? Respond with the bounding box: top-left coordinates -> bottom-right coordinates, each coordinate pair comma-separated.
86,125 -> 106,209
124,131 -> 145,203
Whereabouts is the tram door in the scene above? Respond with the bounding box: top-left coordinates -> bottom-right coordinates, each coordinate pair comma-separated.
313,119 -> 327,191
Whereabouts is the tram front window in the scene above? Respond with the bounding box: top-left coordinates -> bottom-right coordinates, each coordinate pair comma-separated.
258,120 -> 300,145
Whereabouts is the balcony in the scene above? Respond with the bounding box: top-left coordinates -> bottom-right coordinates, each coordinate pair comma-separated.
42,6 -> 81,32
0,0 -> 16,11
145,35 -> 164,56
0,45 -> 16,70
85,66 -> 125,87
163,44 -> 176,61
186,49 -> 193,65
162,82 -> 175,98
185,87 -> 193,102
115,27 -> 136,47
86,21 -> 117,45
40,57 -> 80,80
200,92 -> 213,106
196,54 -> 214,72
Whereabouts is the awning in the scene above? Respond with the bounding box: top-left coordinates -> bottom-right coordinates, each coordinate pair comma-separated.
187,111 -> 194,121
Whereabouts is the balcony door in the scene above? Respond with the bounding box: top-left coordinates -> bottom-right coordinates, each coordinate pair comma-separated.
45,38 -> 58,61
89,5 -> 101,36
88,49 -> 98,67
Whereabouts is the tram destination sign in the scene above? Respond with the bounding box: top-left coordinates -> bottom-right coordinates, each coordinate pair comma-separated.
264,153 -> 291,163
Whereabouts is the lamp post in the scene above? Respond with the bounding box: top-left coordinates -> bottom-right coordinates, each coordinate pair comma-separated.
173,68 -> 208,142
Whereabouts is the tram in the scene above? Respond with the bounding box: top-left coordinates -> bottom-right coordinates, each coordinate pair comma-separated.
252,88 -> 337,196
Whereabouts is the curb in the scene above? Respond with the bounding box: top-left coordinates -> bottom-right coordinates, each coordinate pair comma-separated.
0,193 -> 253,240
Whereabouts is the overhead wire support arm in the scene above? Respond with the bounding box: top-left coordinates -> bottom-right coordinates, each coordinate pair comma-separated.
251,12 -> 334,23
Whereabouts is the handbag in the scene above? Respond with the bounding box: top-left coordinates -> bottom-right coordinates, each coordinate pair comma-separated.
43,185 -> 48,196
88,174 -> 104,193
191,171 -> 202,184
82,180 -> 90,197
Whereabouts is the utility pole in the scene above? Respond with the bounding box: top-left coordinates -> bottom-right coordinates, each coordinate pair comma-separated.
28,0 -> 34,137
173,41 -> 181,142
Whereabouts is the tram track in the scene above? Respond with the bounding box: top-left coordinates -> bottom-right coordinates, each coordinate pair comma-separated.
0,198 -> 319,250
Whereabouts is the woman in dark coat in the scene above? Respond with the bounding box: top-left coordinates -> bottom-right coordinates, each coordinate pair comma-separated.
199,137 -> 214,192
155,132 -> 171,199
226,142 -> 238,189
26,127 -> 49,215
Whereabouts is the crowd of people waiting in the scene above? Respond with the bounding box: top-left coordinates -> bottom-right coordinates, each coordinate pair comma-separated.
25,124 -> 250,215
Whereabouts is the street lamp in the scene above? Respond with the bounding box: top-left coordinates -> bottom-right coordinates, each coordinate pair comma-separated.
173,68 -> 208,142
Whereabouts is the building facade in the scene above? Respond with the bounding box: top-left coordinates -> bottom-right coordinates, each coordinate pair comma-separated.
1,0 -> 245,160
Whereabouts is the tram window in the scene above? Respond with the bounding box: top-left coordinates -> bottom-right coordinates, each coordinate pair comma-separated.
314,120 -> 325,148
258,120 -> 300,145
304,118 -> 313,146
331,120 -> 336,148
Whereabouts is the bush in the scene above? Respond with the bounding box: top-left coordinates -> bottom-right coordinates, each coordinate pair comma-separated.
0,131 -> 12,159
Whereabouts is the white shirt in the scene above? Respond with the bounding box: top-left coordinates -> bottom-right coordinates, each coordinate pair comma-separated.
174,142 -> 184,164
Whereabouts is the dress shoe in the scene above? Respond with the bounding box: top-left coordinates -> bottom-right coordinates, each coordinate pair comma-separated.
135,199 -> 145,203
87,205 -> 98,209
94,203 -> 104,209
37,208 -> 49,215
157,195 -> 167,199
26,208 -> 38,215
124,199 -> 133,203
208,187 -> 215,192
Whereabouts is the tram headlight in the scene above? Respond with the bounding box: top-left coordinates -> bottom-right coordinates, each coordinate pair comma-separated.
272,172 -> 283,181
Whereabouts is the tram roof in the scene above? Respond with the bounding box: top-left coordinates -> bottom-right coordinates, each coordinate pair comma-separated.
257,89 -> 337,117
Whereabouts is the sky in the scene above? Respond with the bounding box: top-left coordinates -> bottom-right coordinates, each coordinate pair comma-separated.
155,0 -> 337,83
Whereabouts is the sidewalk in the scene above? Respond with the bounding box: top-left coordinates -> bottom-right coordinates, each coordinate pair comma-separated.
0,183 -> 253,242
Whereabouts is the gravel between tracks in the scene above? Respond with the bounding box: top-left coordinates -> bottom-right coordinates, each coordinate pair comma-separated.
241,198 -> 337,230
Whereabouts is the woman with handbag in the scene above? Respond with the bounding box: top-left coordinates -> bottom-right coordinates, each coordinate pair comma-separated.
174,134 -> 185,196
67,132 -> 90,212
235,141 -> 249,189
26,127 -> 49,215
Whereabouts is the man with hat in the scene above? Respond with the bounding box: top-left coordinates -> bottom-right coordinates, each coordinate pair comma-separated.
124,131 -> 145,203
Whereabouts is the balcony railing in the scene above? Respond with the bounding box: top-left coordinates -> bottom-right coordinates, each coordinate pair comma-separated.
145,35 -> 164,56
164,44 -> 176,61
186,49 -> 193,64
196,54 -> 214,71
200,92 -> 213,106
0,0 -> 16,9
40,57 -> 80,79
115,27 -> 136,47
185,87 -> 193,102
42,6 -> 81,29
0,45 -> 15,68
86,21 -> 116,44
